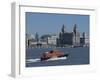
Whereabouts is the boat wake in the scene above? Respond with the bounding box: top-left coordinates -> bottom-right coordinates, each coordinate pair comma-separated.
26,57 -> 67,63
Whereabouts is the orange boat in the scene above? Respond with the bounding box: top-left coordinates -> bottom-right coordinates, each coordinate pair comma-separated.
40,50 -> 69,61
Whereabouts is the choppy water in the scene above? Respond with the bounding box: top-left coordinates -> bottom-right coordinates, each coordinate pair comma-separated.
26,47 -> 89,67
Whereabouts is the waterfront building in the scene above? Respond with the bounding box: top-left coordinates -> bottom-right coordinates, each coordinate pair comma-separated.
57,24 -> 80,47
47,34 -> 58,46
27,38 -> 48,48
80,32 -> 89,47
26,33 -> 35,47
28,39 -> 37,47
26,33 -> 35,39
27,33 -> 58,48
80,32 -> 85,46
85,37 -> 89,47
26,24 -> 89,48
72,24 -> 80,46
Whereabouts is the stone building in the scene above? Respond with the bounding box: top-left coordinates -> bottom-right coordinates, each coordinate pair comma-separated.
80,33 -> 89,47
26,33 -> 35,47
47,35 -> 58,46
57,24 -> 80,47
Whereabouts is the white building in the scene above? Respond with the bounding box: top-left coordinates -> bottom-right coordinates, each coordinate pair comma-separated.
47,35 -> 58,46
26,33 -> 35,39
26,33 -> 35,47
85,35 -> 89,46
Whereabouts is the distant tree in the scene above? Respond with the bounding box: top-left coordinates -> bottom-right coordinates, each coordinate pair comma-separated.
40,34 -> 51,39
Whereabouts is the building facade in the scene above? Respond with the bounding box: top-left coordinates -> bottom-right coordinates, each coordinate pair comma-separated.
26,33 -> 58,48
26,24 -> 89,48
57,24 -> 80,47
47,35 -> 58,46
80,33 -> 89,47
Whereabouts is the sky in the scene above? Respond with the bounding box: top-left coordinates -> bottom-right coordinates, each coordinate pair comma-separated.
26,12 -> 89,37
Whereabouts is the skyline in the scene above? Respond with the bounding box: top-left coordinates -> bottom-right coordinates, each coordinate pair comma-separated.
26,12 -> 89,36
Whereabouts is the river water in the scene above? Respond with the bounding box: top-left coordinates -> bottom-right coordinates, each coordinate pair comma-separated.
26,47 -> 89,67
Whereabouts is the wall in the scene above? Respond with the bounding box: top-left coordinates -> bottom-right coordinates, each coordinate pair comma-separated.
0,0 -> 100,80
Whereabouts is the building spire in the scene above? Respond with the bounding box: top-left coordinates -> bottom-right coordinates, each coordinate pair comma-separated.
61,24 -> 66,33
82,32 -> 85,39
35,32 -> 39,42
73,24 -> 77,34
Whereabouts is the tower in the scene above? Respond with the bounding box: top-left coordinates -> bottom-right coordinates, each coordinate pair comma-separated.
82,32 -> 85,45
73,24 -> 77,35
73,24 -> 77,46
72,24 -> 80,46
61,24 -> 66,33
35,32 -> 39,42
82,32 -> 85,39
